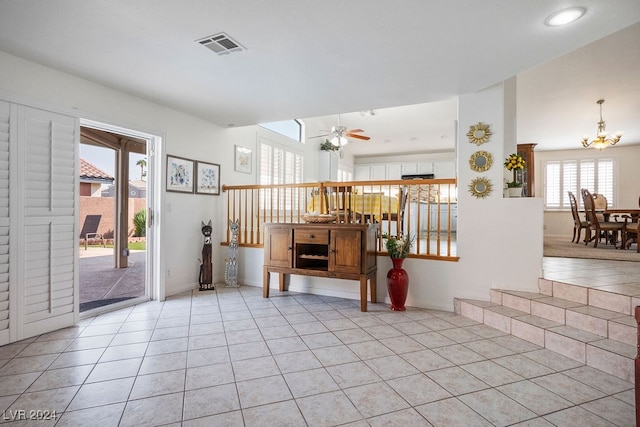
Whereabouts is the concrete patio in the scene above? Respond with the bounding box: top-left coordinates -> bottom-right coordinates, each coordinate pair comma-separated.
79,247 -> 146,311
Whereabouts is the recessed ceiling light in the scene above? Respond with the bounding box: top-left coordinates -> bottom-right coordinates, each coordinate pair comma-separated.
545,7 -> 586,27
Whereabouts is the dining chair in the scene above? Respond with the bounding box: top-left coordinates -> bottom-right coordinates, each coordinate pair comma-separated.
381,186 -> 408,237
581,188 -> 625,248
623,221 -> 639,252
324,185 -> 357,223
568,191 -> 588,243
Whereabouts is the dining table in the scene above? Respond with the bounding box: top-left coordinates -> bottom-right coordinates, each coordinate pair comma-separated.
603,208 -> 640,223
602,208 -> 640,249
308,192 -> 398,222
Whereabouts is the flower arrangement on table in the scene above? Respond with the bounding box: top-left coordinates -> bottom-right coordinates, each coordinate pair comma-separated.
382,233 -> 415,258
504,153 -> 525,188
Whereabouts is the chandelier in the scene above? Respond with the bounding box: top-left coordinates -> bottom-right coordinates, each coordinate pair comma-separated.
581,99 -> 623,149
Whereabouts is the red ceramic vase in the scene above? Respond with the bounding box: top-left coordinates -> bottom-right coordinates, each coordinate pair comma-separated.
386,257 -> 409,311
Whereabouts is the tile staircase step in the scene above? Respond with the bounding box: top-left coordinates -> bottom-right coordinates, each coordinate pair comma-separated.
493,285 -> 637,345
455,297 -> 637,383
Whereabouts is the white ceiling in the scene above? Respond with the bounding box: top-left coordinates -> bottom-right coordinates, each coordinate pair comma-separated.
0,1 -> 638,155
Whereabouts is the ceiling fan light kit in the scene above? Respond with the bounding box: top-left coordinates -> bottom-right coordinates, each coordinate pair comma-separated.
580,99 -> 623,150
310,120 -> 371,146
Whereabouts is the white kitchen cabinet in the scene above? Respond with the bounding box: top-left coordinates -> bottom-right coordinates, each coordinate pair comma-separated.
386,164 -> 401,180
355,160 -> 455,181
354,164 -> 370,181
370,164 -> 386,180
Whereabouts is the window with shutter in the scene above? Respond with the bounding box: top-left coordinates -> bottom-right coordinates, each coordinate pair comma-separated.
544,158 -> 615,210
0,101 -> 10,344
259,138 -> 304,211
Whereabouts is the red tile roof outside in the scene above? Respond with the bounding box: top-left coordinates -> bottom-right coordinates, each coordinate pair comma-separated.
80,158 -> 114,182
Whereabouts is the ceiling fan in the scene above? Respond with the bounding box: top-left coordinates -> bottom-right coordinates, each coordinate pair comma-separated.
310,125 -> 371,147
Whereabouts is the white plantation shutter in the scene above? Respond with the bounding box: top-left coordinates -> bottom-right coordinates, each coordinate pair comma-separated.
259,139 -> 304,210
19,106 -> 76,338
0,101 -> 10,344
597,159 -> 614,206
580,161 -> 595,196
544,161 -> 561,209
544,158 -> 615,210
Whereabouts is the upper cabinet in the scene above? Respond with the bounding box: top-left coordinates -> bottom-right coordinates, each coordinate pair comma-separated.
356,159 -> 455,181
355,164 -> 389,180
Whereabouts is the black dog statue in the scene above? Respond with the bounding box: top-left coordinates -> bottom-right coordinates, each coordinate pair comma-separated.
199,220 -> 214,290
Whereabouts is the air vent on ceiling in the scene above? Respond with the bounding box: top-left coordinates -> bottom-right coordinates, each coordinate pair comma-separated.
196,32 -> 246,55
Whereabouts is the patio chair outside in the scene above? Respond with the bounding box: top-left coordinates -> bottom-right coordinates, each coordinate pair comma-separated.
80,214 -> 106,249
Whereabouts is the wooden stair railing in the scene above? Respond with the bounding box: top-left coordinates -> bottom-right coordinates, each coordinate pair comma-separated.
222,179 -> 458,260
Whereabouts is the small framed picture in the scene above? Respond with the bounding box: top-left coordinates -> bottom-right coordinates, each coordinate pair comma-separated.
235,145 -> 252,174
195,161 -> 221,195
166,155 -> 194,193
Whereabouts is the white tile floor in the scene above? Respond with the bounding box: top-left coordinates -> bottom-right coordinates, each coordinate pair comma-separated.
0,258 -> 636,426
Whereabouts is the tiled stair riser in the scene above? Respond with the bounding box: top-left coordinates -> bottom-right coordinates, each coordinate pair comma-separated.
565,310 -> 608,337
588,289 -> 632,315
483,309 -> 511,334
551,281 -> 588,304
502,294 -> 531,313
459,301 -> 484,323
530,300 -> 566,324
608,317 -> 636,346
587,345 -> 634,383
544,330 -> 587,363
510,318 -> 545,347
538,279 -> 553,296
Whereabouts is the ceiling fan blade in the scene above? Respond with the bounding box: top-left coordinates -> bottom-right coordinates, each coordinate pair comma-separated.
308,132 -> 333,139
347,129 -> 365,133
346,133 -> 370,141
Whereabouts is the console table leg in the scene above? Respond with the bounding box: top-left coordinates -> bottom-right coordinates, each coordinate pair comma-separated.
279,273 -> 286,292
370,273 -> 377,304
360,276 -> 367,312
263,267 -> 270,298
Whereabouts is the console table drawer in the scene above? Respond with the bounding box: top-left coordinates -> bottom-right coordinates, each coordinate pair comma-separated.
294,229 -> 329,244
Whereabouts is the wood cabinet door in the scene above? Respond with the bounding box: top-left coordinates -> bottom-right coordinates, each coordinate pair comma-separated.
329,229 -> 361,274
264,227 -> 292,268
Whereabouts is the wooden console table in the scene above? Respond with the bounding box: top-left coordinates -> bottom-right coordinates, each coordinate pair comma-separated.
263,222 -> 378,312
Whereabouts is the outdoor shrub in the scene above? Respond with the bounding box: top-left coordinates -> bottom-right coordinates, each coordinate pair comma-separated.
133,209 -> 146,237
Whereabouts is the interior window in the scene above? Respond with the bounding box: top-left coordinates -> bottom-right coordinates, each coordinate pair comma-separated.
259,119 -> 304,142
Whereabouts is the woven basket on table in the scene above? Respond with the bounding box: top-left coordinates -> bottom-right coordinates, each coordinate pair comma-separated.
302,214 -> 337,223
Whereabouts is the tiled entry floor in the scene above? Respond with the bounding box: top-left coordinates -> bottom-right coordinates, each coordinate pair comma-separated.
0,260 -> 636,426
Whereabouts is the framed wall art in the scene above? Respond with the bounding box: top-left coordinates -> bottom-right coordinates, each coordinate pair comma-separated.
466,122 -> 492,145
195,161 -> 221,195
234,145 -> 252,174
469,150 -> 493,172
166,154 -> 194,193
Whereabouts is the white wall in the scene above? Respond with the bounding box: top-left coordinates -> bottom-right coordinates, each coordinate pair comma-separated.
536,144 -> 640,238
0,50 -> 229,298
